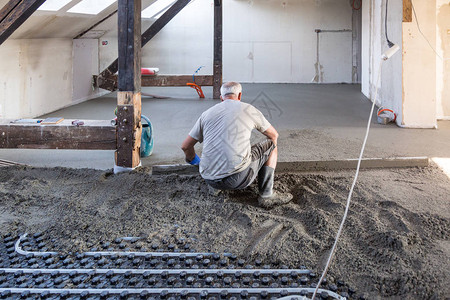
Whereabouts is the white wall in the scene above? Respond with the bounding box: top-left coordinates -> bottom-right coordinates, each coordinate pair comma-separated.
362,0 -> 448,128
361,0 -> 403,125
0,39 -> 73,119
436,0 -> 450,120
73,39 -> 105,103
402,0 -> 437,128
0,38 -> 105,119
223,0 -> 354,83
99,0 -> 357,84
361,0 -> 370,97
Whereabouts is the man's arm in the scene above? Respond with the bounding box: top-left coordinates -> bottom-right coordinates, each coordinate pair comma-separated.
181,135 -> 198,162
262,125 -> 279,145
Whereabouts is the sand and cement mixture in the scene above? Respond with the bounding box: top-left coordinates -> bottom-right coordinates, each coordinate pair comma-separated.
0,165 -> 449,299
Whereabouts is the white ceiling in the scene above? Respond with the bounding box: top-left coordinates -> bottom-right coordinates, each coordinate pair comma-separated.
0,0 -> 158,39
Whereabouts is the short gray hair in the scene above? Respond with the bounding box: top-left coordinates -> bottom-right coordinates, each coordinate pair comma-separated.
220,82 -> 242,97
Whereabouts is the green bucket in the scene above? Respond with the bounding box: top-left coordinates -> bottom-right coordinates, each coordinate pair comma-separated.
140,115 -> 154,157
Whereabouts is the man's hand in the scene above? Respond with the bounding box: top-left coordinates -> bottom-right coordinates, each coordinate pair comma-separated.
187,154 -> 201,166
181,135 -> 199,164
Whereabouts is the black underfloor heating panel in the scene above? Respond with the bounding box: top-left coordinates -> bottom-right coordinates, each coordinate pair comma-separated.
0,233 -> 356,300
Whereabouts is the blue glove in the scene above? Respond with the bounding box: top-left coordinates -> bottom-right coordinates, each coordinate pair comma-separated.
187,154 -> 201,166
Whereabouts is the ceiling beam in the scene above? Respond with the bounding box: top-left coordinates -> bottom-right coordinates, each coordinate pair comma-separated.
0,0 -> 21,23
0,0 -> 47,46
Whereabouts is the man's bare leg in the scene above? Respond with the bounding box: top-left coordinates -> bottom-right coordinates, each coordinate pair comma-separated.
264,145 -> 278,168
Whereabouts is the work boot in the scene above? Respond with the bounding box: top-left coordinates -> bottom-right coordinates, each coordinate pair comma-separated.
257,166 -> 293,208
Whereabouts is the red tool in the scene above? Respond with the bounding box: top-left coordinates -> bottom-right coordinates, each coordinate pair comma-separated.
187,83 -> 205,98
141,68 -> 158,75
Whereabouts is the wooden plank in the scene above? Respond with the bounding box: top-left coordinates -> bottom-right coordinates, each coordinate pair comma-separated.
0,0 -> 21,23
116,0 -> 142,169
93,75 -> 117,92
0,0 -> 47,45
41,117 -> 64,124
213,0 -> 223,99
97,0 -> 190,91
0,120 -> 116,150
142,75 -> 214,87
96,75 -> 214,89
403,0 -> 412,22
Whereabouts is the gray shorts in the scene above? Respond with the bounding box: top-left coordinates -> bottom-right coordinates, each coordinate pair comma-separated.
205,139 -> 275,190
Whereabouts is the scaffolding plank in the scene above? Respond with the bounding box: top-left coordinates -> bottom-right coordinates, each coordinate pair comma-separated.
95,75 -> 214,89
142,75 -> 214,87
0,120 -> 116,150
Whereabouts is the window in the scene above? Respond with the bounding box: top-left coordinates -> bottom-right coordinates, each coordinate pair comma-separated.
67,0 -> 116,15
38,0 -> 73,11
141,0 -> 175,19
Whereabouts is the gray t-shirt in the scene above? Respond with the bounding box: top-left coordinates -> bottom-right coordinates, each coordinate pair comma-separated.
189,99 -> 271,180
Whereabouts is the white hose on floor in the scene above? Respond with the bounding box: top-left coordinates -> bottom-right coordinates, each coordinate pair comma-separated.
276,296 -> 310,300
14,233 -> 230,258
311,60 -> 384,300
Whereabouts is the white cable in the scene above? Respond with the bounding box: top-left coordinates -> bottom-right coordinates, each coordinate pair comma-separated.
311,59 -> 384,300
411,0 -> 450,61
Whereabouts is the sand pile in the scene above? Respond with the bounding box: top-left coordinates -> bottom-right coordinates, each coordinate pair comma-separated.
0,165 -> 449,299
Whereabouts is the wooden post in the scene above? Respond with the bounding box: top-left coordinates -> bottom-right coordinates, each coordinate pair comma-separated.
403,0 -> 412,22
213,0 -> 223,99
116,0 -> 142,169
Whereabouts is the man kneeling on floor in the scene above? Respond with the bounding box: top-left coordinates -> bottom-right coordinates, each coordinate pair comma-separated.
181,82 -> 293,208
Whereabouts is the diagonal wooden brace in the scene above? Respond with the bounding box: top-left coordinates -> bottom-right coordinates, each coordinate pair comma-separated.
0,0 -> 47,45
